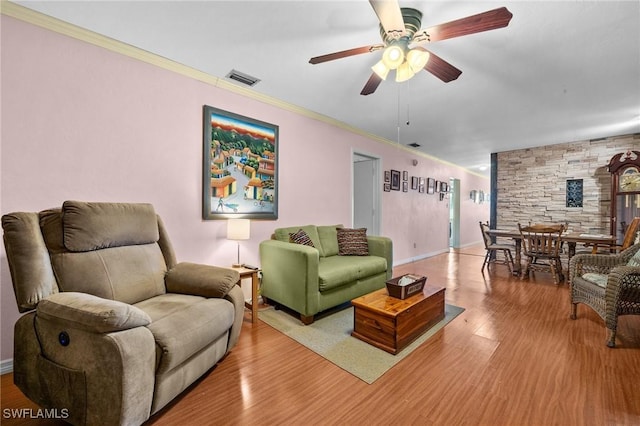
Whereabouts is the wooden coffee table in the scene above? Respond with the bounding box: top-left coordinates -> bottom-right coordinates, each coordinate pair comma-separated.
351,285 -> 445,354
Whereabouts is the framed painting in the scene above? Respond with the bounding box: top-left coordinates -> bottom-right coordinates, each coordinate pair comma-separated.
390,170 -> 401,190
411,176 -> 418,190
427,178 -> 435,194
203,105 -> 278,220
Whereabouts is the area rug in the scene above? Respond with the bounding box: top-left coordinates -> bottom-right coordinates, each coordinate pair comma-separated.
258,303 -> 464,384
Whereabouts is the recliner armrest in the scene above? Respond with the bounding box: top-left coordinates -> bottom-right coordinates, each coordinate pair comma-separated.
165,262 -> 240,298
37,292 -> 151,333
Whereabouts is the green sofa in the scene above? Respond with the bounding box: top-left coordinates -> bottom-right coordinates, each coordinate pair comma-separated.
259,225 -> 393,324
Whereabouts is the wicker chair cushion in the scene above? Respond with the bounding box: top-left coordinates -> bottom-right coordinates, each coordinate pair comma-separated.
582,273 -> 608,288
627,249 -> 640,267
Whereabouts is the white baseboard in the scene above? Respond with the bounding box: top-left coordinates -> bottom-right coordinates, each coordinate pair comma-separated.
394,248 -> 449,266
1,358 -> 14,375
393,241 -> 484,267
458,240 -> 483,249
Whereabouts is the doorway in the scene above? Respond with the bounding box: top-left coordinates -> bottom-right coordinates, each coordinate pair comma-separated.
352,152 -> 381,235
449,178 -> 460,248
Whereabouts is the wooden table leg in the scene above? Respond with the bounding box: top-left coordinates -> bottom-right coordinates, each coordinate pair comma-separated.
513,238 -> 522,276
250,270 -> 259,324
238,269 -> 260,324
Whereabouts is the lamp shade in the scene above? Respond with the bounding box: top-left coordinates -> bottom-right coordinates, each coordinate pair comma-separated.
227,219 -> 250,240
382,45 -> 405,70
395,61 -> 415,82
406,48 -> 430,73
371,60 -> 390,80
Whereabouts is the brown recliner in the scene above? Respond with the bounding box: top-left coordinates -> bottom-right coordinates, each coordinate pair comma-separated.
2,201 -> 243,425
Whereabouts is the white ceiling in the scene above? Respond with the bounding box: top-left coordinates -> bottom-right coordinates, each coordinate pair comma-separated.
13,1 -> 640,175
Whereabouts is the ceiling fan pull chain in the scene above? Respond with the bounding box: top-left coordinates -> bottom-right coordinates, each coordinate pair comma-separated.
397,84 -> 401,144
406,80 -> 411,126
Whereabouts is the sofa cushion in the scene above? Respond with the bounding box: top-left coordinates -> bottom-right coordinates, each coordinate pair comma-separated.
62,201 -> 159,252
318,225 -> 342,257
318,255 -> 387,291
274,225 -> 324,257
50,244 -> 167,305
135,294 -> 235,374
582,273 -> 608,288
289,229 -> 315,247
337,228 -> 369,256
627,249 -> 640,267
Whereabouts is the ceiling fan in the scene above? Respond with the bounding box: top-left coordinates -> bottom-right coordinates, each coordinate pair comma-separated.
309,0 -> 513,95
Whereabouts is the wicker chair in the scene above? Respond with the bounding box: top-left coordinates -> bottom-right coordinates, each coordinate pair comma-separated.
479,221 -> 514,273
569,242 -> 640,347
518,223 -> 565,284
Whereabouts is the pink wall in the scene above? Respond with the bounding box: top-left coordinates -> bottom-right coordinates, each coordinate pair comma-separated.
0,15 -> 489,363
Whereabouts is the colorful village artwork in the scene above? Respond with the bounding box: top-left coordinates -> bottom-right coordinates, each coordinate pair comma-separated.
208,111 -> 276,216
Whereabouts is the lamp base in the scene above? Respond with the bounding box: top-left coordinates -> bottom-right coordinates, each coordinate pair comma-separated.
232,263 -> 242,268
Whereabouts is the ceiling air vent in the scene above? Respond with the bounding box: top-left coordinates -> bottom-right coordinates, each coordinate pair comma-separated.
407,142 -> 421,148
225,69 -> 260,87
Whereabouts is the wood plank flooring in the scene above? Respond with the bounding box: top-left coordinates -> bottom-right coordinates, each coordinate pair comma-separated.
2,245 -> 639,425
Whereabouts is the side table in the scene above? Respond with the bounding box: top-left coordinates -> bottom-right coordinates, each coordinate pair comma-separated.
234,266 -> 260,323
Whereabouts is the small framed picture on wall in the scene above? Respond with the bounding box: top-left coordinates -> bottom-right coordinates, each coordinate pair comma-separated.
427,178 -> 435,194
390,170 -> 401,191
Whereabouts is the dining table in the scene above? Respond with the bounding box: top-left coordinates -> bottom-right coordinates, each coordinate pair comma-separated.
486,228 -> 617,276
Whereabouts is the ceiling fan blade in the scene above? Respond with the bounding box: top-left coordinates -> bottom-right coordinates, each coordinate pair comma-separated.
369,0 -> 406,39
420,7 -> 513,43
360,73 -> 383,96
309,44 -> 384,65
422,50 -> 462,82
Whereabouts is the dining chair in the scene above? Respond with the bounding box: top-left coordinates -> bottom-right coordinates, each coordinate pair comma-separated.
479,221 -> 515,273
582,217 -> 640,254
518,223 -> 566,284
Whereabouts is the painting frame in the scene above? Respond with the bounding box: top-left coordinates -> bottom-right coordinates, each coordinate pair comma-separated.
411,176 -> 418,190
203,105 -> 279,220
390,170 -> 401,191
427,178 -> 435,194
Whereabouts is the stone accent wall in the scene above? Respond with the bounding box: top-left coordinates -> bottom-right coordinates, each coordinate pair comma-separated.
496,133 -> 640,234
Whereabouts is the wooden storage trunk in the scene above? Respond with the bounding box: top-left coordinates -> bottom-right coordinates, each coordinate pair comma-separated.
351,286 -> 445,354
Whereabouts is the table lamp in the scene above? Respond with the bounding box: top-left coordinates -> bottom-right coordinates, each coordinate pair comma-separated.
227,218 -> 250,268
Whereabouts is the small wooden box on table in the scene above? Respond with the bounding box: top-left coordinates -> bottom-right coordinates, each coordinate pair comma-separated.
351,285 -> 445,354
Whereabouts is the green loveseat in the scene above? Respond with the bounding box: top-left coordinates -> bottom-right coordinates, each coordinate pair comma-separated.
259,225 -> 393,324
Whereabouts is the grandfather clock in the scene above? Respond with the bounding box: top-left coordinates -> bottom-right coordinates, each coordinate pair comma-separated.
608,150 -> 640,243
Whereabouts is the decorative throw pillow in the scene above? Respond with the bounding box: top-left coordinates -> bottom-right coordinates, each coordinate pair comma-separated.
337,227 -> 369,256
289,229 -> 315,247
628,249 -> 640,267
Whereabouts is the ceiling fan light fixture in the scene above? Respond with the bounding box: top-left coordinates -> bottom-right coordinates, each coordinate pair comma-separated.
382,45 -> 405,70
371,60 -> 390,80
395,61 -> 415,82
406,48 -> 430,73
